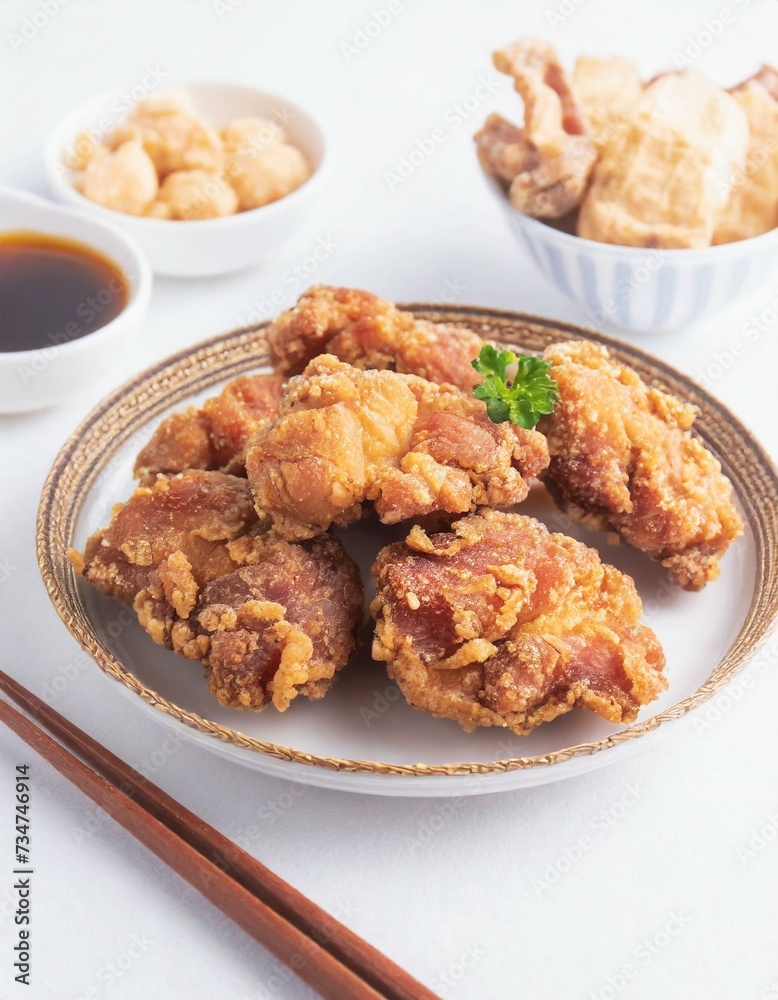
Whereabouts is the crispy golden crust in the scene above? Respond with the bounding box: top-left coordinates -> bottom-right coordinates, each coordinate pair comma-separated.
540,341 -> 744,590
68,470 -> 259,604
371,511 -> 666,734
713,80 -> 778,244
267,285 -> 484,391
135,533 -> 364,712
571,55 -> 643,154
475,38 -> 597,218
246,355 -> 549,540
134,372 -> 284,481
577,71 -> 749,248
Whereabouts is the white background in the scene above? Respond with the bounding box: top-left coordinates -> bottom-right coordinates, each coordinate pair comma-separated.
1,1 -> 777,997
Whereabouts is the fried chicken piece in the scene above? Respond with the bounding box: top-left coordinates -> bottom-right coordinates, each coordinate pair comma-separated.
571,55 -> 643,153
371,511 -> 666,734
135,533 -> 363,712
475,38 -> 597,218
68,471 -> 258,604
134,372 -> 284,481
578,71 -> 749,248
740,64 -> 778,102
713,80 -> 778,243
539,341 -> 743,591
246,355 -> 549,541
266,285 -> 484,391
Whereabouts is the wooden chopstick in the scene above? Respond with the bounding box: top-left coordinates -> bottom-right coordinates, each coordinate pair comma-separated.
0,671 -> 438,1000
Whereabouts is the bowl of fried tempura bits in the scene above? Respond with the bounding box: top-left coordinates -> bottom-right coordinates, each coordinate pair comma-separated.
45,83 -> 327,276
475,40 -> 778,333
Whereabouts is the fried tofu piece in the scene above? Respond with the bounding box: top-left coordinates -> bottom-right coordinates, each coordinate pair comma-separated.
539,341 -> 743,590
371,511 -> 666,734
134,372 -> 284,481
713,80 -> 778,243
266,285 -> 484,391
135,533 -> 363,712
577,71 -> 749,247
475,38 -> 597,218
246,355 -> 549,540
68,471 -> 259,604
571,55 -> 643,153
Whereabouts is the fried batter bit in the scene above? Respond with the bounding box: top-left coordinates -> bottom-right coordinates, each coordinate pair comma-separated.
372,510 -> 666,734
247,355 -> 549,540
540,341 -> 743,590
475,38 -> 597,218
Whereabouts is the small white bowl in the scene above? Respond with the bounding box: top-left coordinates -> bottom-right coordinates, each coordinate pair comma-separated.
45,82 -> 327,277
482,174 -> 778,334
0,186 -> 152,414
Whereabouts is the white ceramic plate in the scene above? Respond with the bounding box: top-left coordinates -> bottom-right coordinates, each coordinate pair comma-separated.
38,308 -> 778,796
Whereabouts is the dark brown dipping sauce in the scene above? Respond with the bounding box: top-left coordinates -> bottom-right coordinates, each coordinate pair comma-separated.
0,231 -> 129,353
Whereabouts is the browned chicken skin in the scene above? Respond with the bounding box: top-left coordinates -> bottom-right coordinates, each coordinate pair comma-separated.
372,510 -> 666,734
266,287 -> 742,590
475,38 -> 597,218
540,341 -> 744,590
69,469 -> 363,713
68,470 -> 259,603
134,372 -> 284,481
136,533 -> 363,712
267,285 -> 484,390
246,355 -> 549,540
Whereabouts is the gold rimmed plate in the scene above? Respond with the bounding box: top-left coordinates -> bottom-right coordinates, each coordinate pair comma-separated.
37,307 -> 778,796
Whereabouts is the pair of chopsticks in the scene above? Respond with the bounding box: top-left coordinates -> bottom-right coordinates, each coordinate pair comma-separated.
0,670 -> 437,1000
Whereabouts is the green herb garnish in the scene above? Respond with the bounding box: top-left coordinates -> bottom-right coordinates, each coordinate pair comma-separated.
472,345 -> 559,428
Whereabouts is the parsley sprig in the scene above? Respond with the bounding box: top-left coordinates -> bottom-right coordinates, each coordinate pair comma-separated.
472,345 -> 559,428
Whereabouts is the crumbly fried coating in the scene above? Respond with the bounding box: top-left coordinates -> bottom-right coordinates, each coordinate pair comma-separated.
246,355 -> 549,540
78,140 -> 158,216
267,285 -> 485,391
713,80 -> 778,243
225,144 -> 310,210
134,372 -> 284,481
540,341 -> 743,590
571,55 -> 643,153
158,169 -> 238,220
108,110 -> 223,178
475,38 -> 597,218
371,511 -> 666,734
68,471 -> 259,604
135,533 -> 363,712
577,71 -> 749,248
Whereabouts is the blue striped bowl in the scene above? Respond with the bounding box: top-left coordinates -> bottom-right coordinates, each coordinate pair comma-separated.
483,174 -> 778,334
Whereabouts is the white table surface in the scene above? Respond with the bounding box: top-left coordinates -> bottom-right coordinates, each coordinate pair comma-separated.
1,1 -> 777,997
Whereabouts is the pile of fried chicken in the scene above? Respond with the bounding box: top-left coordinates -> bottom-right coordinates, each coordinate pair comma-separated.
475,39 -> 778,247
70,286 -> 743,735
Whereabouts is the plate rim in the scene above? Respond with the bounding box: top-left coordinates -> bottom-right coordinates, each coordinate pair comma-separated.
36,305 -> 778,778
